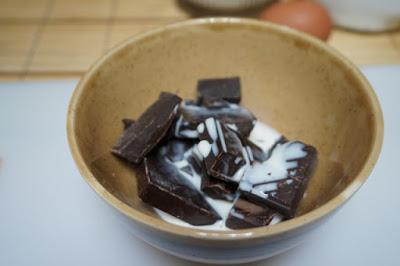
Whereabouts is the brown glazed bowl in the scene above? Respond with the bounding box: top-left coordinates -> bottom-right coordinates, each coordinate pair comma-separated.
67,18 -> 383,264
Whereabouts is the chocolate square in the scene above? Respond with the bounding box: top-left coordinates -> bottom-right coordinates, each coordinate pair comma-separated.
198,118 -> 249,184
226,196 -> 283,229
186,152 -> 237,202
112,92 -> 181,164
239,141 -> 317,218
201,174 -> 238,202
138,143 -> 221,225
197,77 -> 241,104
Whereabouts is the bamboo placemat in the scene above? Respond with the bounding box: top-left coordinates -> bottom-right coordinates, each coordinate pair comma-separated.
1,0 -> 400,80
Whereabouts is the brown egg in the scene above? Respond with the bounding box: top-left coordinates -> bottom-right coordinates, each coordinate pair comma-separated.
260,0 -> 332,41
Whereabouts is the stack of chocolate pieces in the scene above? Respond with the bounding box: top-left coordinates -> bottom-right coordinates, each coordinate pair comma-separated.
112,77 -> 317,229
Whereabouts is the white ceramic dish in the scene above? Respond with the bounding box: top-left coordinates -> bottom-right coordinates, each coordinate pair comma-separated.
318,0 -> 400,31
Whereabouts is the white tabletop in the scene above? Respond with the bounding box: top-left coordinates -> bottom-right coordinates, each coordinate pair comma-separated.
0,66 -> 399,266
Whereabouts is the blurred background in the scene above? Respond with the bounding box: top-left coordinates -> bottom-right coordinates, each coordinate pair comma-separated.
0,0 -> 399,80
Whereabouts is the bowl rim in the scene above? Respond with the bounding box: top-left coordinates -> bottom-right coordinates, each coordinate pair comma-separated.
67,17 -> 384,241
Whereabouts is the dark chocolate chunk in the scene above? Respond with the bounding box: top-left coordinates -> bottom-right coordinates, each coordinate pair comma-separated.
186,153 -> 237,202
112,92 -> 181,164
201,174 -> 237,202
197,77 -> 241,104
239,141 -> 317,218
138,143 -> 221,225
122,118 -> 135,129
178,100 -> 256,138
199,118 -> 248,184
226,197 -> 283,229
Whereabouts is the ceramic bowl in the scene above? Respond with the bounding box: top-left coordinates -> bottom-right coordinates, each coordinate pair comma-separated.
67,18 -> 383,264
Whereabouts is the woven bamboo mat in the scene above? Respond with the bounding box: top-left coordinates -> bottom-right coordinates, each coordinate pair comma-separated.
1,0 -> 400,80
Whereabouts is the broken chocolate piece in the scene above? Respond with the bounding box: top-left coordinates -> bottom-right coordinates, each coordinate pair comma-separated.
122,118 -> 135,129
138,143 -> 221,225
178,100 -> 256,138
199,118 -> 249,184
197,77 -> 241,104
112,92 -> 181,164
201,174 -> 237,202
226,196 -> 283,229
239,141 -> 317,218
186,151 -> 237,202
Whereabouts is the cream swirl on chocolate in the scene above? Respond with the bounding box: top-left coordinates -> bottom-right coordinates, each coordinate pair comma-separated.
239,141 -> 317,218
239,141 -> 307,196
199,117 -> 248,184
174,100 -> 256,139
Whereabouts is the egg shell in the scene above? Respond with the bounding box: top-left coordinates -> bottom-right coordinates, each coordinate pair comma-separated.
260,0 -> 332,41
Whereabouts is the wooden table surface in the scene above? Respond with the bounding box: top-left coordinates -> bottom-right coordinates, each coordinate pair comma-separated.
1,0 -> 400,81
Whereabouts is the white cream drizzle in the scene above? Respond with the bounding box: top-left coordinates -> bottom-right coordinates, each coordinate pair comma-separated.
179,129 -> 198,138
204,118 -> 220,157
246,146 -> 254,162
197,123 -> 205,134
226,123 -> 238,132
154,148 -> 235,230
269,214 -> 283,225
154,119 -> 291,230
239,141 -> 307,199
192,144 -> 204,161
215,120 -> 227,152
174,115 -> 199,138
198,140 -> 211,158
229,209 -> 245,219
174,116 -> 183,137
205,117 -> 218,141
248,121 -> 282,153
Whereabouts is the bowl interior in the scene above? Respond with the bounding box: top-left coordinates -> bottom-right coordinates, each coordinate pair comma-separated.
69,19 -> 379,231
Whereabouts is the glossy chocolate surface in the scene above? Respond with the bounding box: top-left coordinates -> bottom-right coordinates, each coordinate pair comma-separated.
112,92 -> 181,163
138,143 -> 221,225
